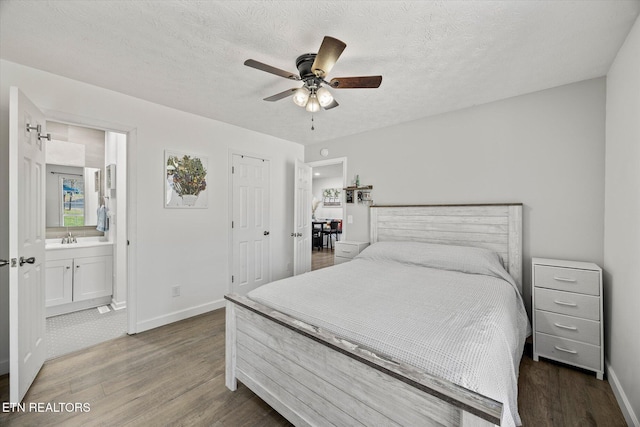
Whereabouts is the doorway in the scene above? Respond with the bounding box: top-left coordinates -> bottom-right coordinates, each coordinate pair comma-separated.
44,121 -> 129,359
308,157 -> 347,271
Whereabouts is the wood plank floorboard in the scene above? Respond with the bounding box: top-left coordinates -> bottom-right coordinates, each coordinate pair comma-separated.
0,309 -> 626,426
311,247 -> 334,271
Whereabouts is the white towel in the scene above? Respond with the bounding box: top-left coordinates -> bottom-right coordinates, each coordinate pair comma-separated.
96,205 -> 109,232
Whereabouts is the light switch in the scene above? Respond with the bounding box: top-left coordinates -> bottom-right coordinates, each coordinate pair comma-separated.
347,215 -> 353,224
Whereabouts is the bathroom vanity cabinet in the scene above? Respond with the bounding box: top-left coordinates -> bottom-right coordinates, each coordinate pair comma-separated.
45,243 -> 113,317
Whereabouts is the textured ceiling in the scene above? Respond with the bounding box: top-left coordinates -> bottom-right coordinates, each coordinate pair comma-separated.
1,1 -> 638,145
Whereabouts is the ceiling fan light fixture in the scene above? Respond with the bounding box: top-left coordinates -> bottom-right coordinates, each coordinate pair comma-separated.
306,94 -> 321,112
316,87 -> 334,107
292,87 -> 310,107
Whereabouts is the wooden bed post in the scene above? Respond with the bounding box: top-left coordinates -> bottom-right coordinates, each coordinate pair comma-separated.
225,299 -> 238,391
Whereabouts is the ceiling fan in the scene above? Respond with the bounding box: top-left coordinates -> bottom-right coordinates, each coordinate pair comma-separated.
244,36 -> 382,112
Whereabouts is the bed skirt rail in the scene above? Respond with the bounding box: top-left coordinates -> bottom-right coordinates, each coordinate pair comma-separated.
225,293 -> 502,426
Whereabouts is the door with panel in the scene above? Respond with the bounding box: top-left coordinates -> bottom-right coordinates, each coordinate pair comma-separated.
9,87 -> 47,404
231,154 -> 271,295
293,159 -> 312,275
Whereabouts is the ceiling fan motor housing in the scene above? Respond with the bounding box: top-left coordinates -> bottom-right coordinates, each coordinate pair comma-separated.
296,53 -> 318,82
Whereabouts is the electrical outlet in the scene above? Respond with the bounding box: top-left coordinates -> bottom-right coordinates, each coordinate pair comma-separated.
172,285 -> 180,297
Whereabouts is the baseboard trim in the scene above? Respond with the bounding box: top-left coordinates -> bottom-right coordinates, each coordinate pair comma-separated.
110,299 -> 127,311
0,357 -> 8,376
607,360 -> 640,427
135,299 -> 225,333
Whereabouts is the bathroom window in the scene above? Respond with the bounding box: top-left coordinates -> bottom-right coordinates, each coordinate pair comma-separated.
60,176 -> 85,227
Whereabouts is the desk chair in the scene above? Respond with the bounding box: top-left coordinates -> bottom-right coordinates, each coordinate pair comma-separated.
322,221 -> 340,250
312,223 -> 323,251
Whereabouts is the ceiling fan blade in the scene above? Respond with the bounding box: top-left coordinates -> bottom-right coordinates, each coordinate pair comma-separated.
244,59 -> 300,80
329,76 -> 382,89
323,99 -> 339,110
311,36 -> 346,78
263,88 -> 299,102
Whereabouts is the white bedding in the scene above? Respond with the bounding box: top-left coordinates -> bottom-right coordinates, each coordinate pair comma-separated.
248,241 -> 531,427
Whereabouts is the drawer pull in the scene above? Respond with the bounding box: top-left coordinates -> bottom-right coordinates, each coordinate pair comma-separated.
554,345 -> 577,354
554,300 -> 577,307
554,276 -> 577,283
554,322 -> 578,331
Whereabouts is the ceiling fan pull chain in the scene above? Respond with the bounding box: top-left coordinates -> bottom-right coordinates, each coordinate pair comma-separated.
311,115 -> 315,131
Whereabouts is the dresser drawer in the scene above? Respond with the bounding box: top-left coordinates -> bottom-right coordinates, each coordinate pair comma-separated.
535,310 -> 600,345
335,244 -> 358,259
534,288 -> 600,320
535,333 -> 601,371
534,265 -> 600,295
335,241 -> 368,259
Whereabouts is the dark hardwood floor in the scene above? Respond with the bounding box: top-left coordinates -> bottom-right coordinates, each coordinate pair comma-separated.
0,307 -> 627,426
0,309 -> 291,427
311,246 -> 335,271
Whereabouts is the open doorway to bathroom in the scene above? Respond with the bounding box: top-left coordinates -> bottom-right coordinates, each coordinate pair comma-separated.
308,158 -> 347,271
44,121 -> 128,359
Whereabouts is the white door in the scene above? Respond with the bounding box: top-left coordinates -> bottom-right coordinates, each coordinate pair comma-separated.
293,159 -> 312,275
9,87 -> 47,404
231,154 -> 270,295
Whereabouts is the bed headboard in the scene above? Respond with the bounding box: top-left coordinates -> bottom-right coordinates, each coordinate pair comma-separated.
370,203 -> 523,294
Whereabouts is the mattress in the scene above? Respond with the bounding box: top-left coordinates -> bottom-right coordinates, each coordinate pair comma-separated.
248,241 -> 531,427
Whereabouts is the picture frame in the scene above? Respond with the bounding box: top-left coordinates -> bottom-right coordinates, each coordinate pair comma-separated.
322,188 -> 342,207
346,189 -> 354,204
165,150 -> 208,208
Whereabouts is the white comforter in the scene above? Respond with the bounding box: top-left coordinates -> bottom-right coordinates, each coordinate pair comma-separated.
248,241 -> 531,426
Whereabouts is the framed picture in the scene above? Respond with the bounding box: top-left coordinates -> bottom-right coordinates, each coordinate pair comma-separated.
346,189 -> 354,204
322,188 -> 341,207
106,164 -> 116,189
94,169 -> 101,191
165,150 -> 208,208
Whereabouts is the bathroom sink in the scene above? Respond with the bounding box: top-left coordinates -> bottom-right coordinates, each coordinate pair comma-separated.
45,236 -> 112,249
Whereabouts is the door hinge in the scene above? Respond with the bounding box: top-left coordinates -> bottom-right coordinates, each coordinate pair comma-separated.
232,166 -> 234,174
231,275 -> 234,283
231,221 -> 234,228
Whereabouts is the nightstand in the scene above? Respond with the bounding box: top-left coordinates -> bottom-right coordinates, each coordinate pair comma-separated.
334,241 -> 369,264
532,258 -> 603,380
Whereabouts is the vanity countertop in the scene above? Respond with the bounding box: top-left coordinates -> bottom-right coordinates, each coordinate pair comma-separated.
45,236 -> 113,250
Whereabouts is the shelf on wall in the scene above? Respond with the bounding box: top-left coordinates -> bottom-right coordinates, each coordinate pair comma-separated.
343,185 -> 373,191
344,185 -> 373,204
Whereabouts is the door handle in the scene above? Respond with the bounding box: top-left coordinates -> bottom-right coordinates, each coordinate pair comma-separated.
19,256 -> 36,266
0,259 -> 9,268
264,231 -> 270,236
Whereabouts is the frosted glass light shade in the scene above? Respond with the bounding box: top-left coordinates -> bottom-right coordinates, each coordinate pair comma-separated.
306,94 -> 320,112
292,87 -> 310,107
316,87 -> 334,107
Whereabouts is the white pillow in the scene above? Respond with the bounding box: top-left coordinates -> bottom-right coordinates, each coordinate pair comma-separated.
356,241 -> 514,285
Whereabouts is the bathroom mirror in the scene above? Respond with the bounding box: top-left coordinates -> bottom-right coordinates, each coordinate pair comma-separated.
46,165 -> 101,227
45,121 -> 106,229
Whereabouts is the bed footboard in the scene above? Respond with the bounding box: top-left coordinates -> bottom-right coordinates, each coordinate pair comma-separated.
225,294 -> 501,427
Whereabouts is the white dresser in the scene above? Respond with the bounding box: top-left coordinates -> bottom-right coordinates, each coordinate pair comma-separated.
532,258 -> 603,380
334,241 -> 369,264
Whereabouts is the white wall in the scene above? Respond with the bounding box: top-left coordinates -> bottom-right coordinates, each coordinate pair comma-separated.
306,78 -> 607,317
0,60 -> 303,373
604,14 -> 640,426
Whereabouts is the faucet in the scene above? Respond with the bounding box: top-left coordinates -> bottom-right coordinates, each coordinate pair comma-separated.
61,231 -> 77,244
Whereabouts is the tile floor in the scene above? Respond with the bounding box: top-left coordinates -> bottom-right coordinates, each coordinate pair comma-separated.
46,306 -> 127,360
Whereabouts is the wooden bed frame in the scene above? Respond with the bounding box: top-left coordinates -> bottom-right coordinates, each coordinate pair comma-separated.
226,203 -> 523,426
